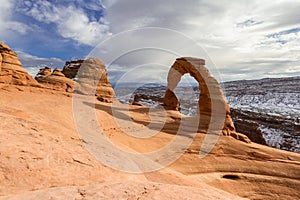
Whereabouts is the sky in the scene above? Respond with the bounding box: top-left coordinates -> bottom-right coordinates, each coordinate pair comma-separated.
0,0 -> 300,82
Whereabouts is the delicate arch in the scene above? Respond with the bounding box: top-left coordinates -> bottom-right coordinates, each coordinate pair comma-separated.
163,57 -> 238,137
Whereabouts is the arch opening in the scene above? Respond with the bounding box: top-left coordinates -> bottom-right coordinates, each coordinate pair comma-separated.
173,74 -> 199,116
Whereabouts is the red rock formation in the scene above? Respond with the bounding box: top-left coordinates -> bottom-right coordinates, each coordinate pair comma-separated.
37,66 -> 52,76
0,42 -> 39,86
76,58 -> 115,102
163,57 -> 250,142
62,60 -> 84,79
52,68 -> 65,77
35,67 -> 74,92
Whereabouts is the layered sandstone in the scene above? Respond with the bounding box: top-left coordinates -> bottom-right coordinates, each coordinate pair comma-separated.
1,45 -> 299,199
0,42 -> 39,86
163,57 -> 249,142
75,58 -> 115,102
61,59 -> 84,79
0,87 -> 299,199
35,67 -> 75,92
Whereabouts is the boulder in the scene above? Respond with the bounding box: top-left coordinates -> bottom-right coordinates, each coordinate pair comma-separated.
0,42 -> 39,86
163,57 -> 250,142
35,67 -> 74,93
75,58 -> 115,102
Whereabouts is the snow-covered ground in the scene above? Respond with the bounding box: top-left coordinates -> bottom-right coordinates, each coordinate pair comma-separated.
227,93 -> 299,120
260,125 -> 300,153
116,76 -> 300,153
224,77 -> 299,153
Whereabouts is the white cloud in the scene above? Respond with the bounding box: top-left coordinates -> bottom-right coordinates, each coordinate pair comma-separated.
21,0 -> 111,46
0,0 -> 30,37
16,51 -> 65,76
99,0 -> 300,81
2,0 -> 300,81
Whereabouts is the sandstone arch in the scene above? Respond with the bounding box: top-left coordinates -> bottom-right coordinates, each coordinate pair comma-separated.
163,57 -> 249,142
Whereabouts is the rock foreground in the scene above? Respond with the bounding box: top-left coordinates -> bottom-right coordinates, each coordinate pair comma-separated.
0,43 -> 299,199
0,85 -> 299,200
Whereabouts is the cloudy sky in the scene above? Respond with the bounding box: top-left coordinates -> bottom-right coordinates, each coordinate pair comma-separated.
0,0 -> 299,82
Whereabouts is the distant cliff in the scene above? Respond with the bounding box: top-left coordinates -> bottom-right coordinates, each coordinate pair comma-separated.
223,76 -> 300,153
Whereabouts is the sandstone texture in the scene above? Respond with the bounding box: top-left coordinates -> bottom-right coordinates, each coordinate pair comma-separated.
0,42 -> 39,86
0,87 -> 299,200
0,46 -> 299,200
75,58 -> 115,102
61,59 -> 84,79
163,57 -> 249,142
35,67 -> 75,92
35,58 -> 115,100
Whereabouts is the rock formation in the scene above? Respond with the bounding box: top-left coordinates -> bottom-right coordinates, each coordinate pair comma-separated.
75,58 -> 115,102
163,57 -> 250,142
0,42 -> 39,86
37,66 -> 52,76
233,117 -> 267,145
35,67 -> 75,92
52,68 -> 65,77
2,84 -> 299,199
224,77 -> 300,152
62,60 -> 84,79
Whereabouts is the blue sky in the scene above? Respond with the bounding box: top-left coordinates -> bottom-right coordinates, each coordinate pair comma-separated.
0,0 -> 300,82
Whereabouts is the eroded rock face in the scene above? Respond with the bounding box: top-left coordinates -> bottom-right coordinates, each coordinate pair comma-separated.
52,68 -> 65,77
62,60 -> 84,79
0,42 -> 39,86
37,67 -> 52,76
233,118 -> 267,145
35,67 -> 74,92
76,58 -> 115,102
163,57 -> 250,142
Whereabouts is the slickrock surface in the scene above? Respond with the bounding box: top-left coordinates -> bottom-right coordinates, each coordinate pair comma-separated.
0,86 -> 299,199
0,87 -> 247,200
0,46 -> 299,199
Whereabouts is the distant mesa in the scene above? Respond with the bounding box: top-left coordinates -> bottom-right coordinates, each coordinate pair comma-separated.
0,42 -> 40,87
162,57 -> 250,142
